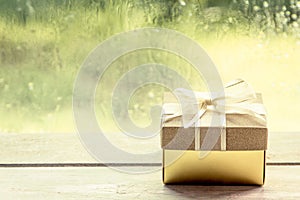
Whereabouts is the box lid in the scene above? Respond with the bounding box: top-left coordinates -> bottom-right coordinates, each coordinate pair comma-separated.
161,92 -> 268,151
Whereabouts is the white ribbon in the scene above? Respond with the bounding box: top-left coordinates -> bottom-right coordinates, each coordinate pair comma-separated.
162,79 -> 266,151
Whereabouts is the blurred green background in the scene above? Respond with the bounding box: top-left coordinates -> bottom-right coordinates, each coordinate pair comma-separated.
0,0 -> 299,133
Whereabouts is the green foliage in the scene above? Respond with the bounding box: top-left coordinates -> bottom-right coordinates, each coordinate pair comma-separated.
233,0 -> 300,33
0,0 -> 299,132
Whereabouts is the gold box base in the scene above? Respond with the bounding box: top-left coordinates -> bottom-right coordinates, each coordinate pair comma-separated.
163,150 -> 265,185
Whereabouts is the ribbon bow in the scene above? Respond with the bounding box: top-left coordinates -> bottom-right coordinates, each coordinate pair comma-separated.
162,79 -> 266,151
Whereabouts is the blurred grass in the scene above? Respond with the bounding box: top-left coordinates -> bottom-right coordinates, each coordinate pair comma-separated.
0,0 -> 300,133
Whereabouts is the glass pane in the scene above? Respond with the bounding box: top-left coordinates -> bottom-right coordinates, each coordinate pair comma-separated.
0,0 -> 299,156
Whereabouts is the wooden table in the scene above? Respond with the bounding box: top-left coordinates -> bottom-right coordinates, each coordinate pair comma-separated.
0,132 -> 299,199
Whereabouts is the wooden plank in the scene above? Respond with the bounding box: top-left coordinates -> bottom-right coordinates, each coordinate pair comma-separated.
267,132 -> 300,163
0,166 -> 299,199
0,133 -> 96,163
0,132 -> 299,163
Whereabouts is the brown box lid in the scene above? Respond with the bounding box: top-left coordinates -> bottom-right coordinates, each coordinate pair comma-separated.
161,92 -> 268,151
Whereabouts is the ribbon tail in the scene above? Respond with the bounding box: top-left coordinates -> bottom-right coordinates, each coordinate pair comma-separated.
163,112 -> 182,123
183,108 -> 206,128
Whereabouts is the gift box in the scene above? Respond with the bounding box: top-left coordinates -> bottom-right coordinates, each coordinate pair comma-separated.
161,79 -> 268,185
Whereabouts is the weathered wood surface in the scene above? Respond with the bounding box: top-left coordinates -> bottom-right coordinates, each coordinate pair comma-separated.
1,132 -> 300,199
0,166 -> 299,199
0,132 -> 299,163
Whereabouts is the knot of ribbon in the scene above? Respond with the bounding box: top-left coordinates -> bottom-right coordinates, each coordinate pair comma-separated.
162,79 -> 266,151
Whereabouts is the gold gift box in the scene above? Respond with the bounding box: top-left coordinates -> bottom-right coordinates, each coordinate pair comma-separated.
161,91 -> 268,185
163,150 -> 265,185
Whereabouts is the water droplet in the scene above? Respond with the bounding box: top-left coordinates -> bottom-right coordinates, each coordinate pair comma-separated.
291,14 -> 298,20
253,6 -> 260,11
56,97 -> 62,101
178,0 -> 186,6
148,91 -> 154,98
282,6 -> 287,11
28,82 -> 34,91
292,22 -> 299,28
134,104 -> 139,110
